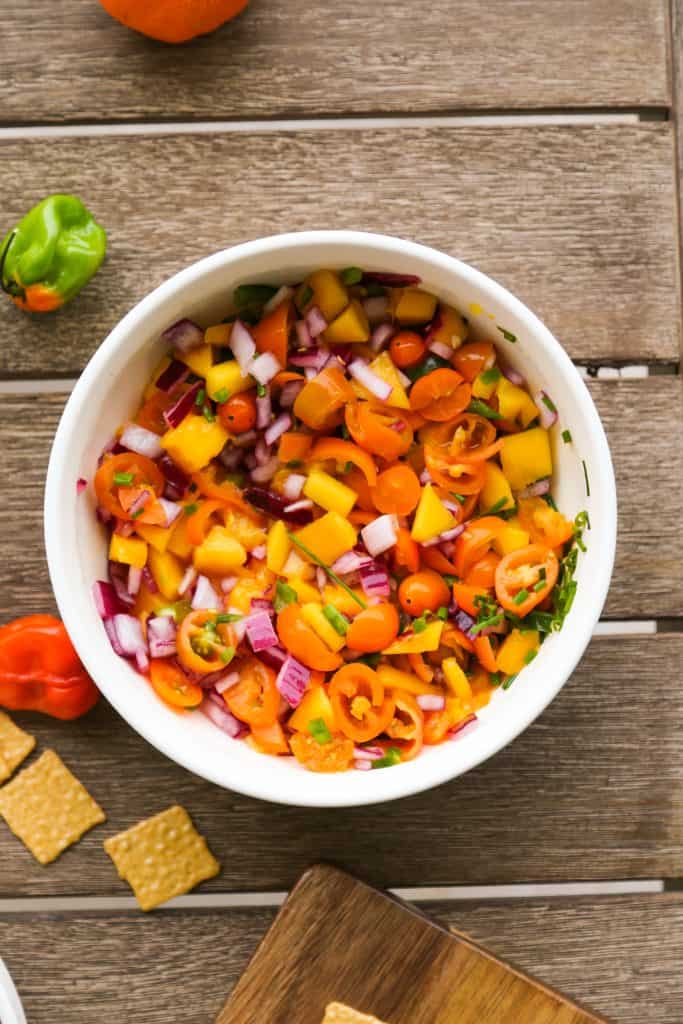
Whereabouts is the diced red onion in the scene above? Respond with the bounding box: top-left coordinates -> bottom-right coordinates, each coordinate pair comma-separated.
263,284 -> 293,316
220,576 -> 238,594
419,468 -> 432,485
76,477 -> 87,495
264,412 -> 292,446
363,296 -> 391,324
449,713 -> 478,739
501,363 -> 525,386
256,391 -> 272,430
304,367 -> 316,381
127,489 -> 152,519
289,349 -> 328,370
250,455 -> 279,484
440,540 -> 456,560
120,423 -> 163,459
348,359 -> 392,401
519,478 -> 551,499
103,617 -> 125,656
305,305 -> 328,338
226,609 -> 247,644
250,351 -> 281,386
255,644 -> 288,672
127,565 -> 142,596
362,271 -> 421,287
354,759 -> 373,771
163,381 -> 202,429
230,429 -> 256,450
283,473 -> 305,501
360,562 -> 391,599
455,609 -> 476,635
142,565 -> 158,594
192,575 -> 220,610
369,322 -> 395,353
279,379 -> 305,408
157,497 -> 182,528
214,671 -> 240,694
155,358 -> 190,394
147,615 -> 177,658
353,745 -> 384,761
250,544 -> 267,561
201,695 -> 246,738
535,390 -> 558,429
283,498 -> 313,515
108,562 -> 135,606
245,610 -> 279,652
361,515 -> 398,557
92,580 -> 124,619
428,339 -> 453,361
114,518 -> 136,538
331,549 -> 374,575
161,319 -> 204,353
158,454 -> 189,494
417,694 -> 446,711
250,597 -> 274,614
112,614 -> 146,657
178,565 -> 197,597
230,320 -> 257,373
424,305 -> 443,345
276,655 -> 311,707
295,319 -> 313,348
316,567 -> 327,591
243,486 -> 314,524
421,522 -> 465,548
219,446 -> 243,471
96,505 -> 113,525
136,647 -> 150,673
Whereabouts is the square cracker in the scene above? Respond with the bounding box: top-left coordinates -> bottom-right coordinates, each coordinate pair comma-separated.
0,711 -> 35,783
0,749 -> 105,864
323,1005 -> 390,1024
104,804 -> 220,911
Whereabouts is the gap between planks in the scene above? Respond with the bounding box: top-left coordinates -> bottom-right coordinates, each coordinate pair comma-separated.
0,879 -> 664,915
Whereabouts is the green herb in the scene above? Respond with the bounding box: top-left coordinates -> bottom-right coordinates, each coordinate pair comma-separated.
219,646 -> 236,664
341,266 -> 363,286
287,533 -> 367,609
364,282 -> 386,297
194,388 -> 206,407
404,353 -> 451,383
543,492 -> 558,511
512,588 -> 529,605
533,579 -> 547,592
474,593 -> 497,618
256,382 -> 267,398
561,428 -> 572,444
157,600 -> 192,624
479,366 -> 501,386
308,717 -> 332,745
541,393 -> 557,414
450,492 -> 466,505
469,613 -> 503,635
297,284 -> 314,308
582,459 -> 590,497
223,471 -> 245,487
523,649 -> 537,665
341,423 -> 351,441
343,461 -> 353,474
437,606 -> 448,620
113,472 -> 134,486
444,574 -> 458,587
323,603 -> 349,636
213,387 -> 229,404
525,610 -> 555,633
413,616 -> 428,633
485,496 -> 509,515
234,283 -> 278,313
489,672 -> 503,687
285,460 -> 305,469
372,747 -> 402,769
274,580 -> 298,612
202,405 -> 216,423
216,613 -> 243,624
131,508 -> 143,519
574,509 -> 590,553
358,652 -> 381,668
502,674 -> 518,690
467,399 -> 502,420
497,326 -> 517,343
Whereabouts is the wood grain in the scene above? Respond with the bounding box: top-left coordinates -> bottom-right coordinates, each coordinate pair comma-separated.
2,379 -> 680,623
0,124 -> 679,376
0,1 -> 670,123
1,632 -> 681,895
2,891 -> 682,1023
219,866 -> 606,1023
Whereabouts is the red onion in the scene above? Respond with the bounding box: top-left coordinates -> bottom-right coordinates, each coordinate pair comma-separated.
419,467 -> 432,485
136,648 -> 149,674
354,760 -> 373,771
92,580 -> 124,618
255,391 -> 272,430
535,390 -> 558,429
305,305 -> 327,338
192,575 -> 220,610
232,428 -> 258,449
264,412 -> 292,446
397,368 -> 411,388
158,498 -> 182,528
250,544 -> 267,561
361,515 -> 398,557
283,498 -> 313,515
348,359 -> 392,401
279,379 -> 305,408
353,745 -> 384,761
127,565 -> 142,596
127,489 -> 152,519
158,454 -> 189,494
163,381 -> 202,429
276,655 -> 310,707
424,305 -> 443,346
230,319 -> 256,373
519,478 -> 551,499
455,609 -> 476,636
120,423 -> 163,459
449,713 -> 478,739
103,617 -> 125,656
161,319 -> 204,353
114,518 -> 136,538
363,295 -> 391,324
108,562 -> 135,606
417,694 -> 446,711
112,614 -> 146,657
289,349 -> 328,371
363,271 -> 421,287
219,446 -> 243,472
421,522 -> 465,548
304,367 -> 316,381
295,319 -> 313,348
178,565 -> 197,597
214,671 -> 240,694
250,455 -> 279,484
255,644 -> 288,672
77,477 -> 87,494
501,363 -> 525,386
370,322 -> 395,353
360,562 -> 391,599
250,351 -> 281,386
331,549 -> 374,575
263,284 -> 293,315
147,615 -> 177,658
250,597 -> 274,614
96,505 -> 113,525
155,358 -> 190,394
428,339 -> 453,361
220,576 -> 238,594
226,610 -> 247,645
244,486 -> 314,524
142,565 -> 158,594
316,566 -> 327,591
201,695 -> 246,738
282,473 -> 305,501
245,610 -> 279,652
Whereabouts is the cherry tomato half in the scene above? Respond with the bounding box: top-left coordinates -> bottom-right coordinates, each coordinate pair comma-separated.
448,412 -> 503,463
454,517 -> 505,578
517,497 -> 574,549
410,369 -> 471,422
495,544 -> 559,617
398,570 -> 450,616
149,659 -> 203,708
370,464 -> 421,516
94,453 -> 164,521
345,402 -> 414,460
289,730 -> 355,772
385,690 -> 424,760
177,610 -> 235,674
226,659 -> 280,728
452,341 -> 496,382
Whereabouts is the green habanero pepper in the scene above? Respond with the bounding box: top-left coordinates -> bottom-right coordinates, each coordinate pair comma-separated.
0,194 -> 106,313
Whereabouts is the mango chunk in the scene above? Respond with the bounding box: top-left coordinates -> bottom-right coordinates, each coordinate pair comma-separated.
494,523 -> 531,556
109,534 -> 148,569
351,350 -> 410,409
497,629 -> 540,675
301,603 -> 346,652
148,548 -> 185,600
205,360 -> 254,402
376,665 -> 444,697
179,343 -> 213,379
193,526 -> 247,576
478,462 -> 515,514
496,377 -> 539,428
411,484 -> 455,543
382,619 -> 443,655
442,657 -> 473,700
304,269 -> 349,322
392,288 -> 438,325
161,414 -> 229,475
288,684 -> 336,733
295,512 -> 357,566
500,427 -> 552,492
266,520 -> 290,574
323,299 -> 370,344
135,522 -> 174,554
304,469 -> 357,518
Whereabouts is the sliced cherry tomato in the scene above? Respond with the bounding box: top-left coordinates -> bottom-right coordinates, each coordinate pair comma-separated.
370,464 -> 421,515
393,527 -> 421,574
452,582 -> 489,618
226,659 -> 280,728
454,517 -> 505,578
251,298 -> 294,368
250,720 -> 290,755
407,652 -> 434,682
191,464 -> 253,515
345,402 -> 414,460
177,610 -> 235,674
218,390 -> 257,434
94,453 -> 164,521
473,635 -> 498,673
345,466 -> 376,512
448,412 -> 503,462
410,369 -> 471,421
329,663 -> 395,743
452,341 -> 496,381
389,330 -> 427,368
465,550 -> 501,590
398,570 -> 450,616
385,690 -> 424,760
310,437 -> 378,488
421,546 -> 458,576
149,659 -> 203,708
424,445 -> 486,494
289,730 -> 355,772
517,497 -> 574,548
495,544 -> 559,617
276,604 -> 343,672
346,603 -> 399,653
185,499 -> 227,546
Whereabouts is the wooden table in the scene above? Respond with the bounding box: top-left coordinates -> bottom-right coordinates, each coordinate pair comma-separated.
1,2 -> 682,1020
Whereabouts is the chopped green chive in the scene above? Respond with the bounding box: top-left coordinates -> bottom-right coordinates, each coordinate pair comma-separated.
413,616 -> 428,633
524,649 -> 537,665
256,383 -> 267,398
533,579 -> 547,593
479,366 -> 501,386
358,653 -> 381,668
561,428 -> 572,444
497,326 -> 517,343
202,405 -> 216,423
274,580 -> 298,612
541,393 -> 557,414
467,399 -> 503,420
340,266 -> 363,286
285,459 -> 304,469
219,646 -> 236,664
470,613 -> 503,635
323,603 -> 349,636
486,496 -> 509,514
113,472 -> 134,486
437,606 -> 448,621
341,423 -> 351,441
489,672 -> 503,687
364,283 -> 386,297
195,388 -> 206,407
582,459 -> 590,497
287,533 -> 367,609
444,574 -> 458,587
512,589 -> 530,605
216,613 -> 243,624
308,717 -> 332,745
543,492 -> 558,511
372,746 -> 402,769
298,284 -> 314,308
343,461 -> 353,474
234,283 -> 278,312
502,674 -> 518,690
184,503 -> 199,516
212,387 -> 229,404
450,493 -> 466,505
131,508 -> 144,520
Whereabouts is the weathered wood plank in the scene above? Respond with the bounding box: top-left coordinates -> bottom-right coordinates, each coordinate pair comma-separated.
0,124 -> 679,376
2,379 -> 680,622
0,0 -> 670,123
2,894 -> 681,1023
0,633 -> 681,894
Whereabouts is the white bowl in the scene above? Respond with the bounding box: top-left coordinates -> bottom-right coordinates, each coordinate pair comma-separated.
0,958 -> 26,1024
45,231 -> 616,807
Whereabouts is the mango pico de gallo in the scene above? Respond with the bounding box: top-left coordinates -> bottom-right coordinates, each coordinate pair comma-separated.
90,267 -> 588,772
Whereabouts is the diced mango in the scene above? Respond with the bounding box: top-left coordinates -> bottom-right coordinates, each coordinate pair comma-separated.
167,512 -> 194,560
411,484 -> 455,543
266,520 -> 290,574
204,323 -> 232,347
281,550 -> 315,580
351,350 -> 410,409
304,269 -> 349,322
472,370 -> 498,400
494,523 -> 531,556
109,534 -> 148,569
193,526 -> 247,576
478,462 -> 515,514
161,414 -> 229,475
179,343 -> 213,379
323,299 -> 370,344
205,360 -> 254,402
442,657 -> 473,700
301,603 -> 346,652
392,288 -> 438,325
222,509 -> 266,552
500,427 -> 553,492
135,522 -> 174,554
290,578 -> 323,604
293,366 -> 355,432
288,683 -> 336,733
304,469 -> 357,518
148,548 -> 185,600
496,377 -> 539,428
382,619 -> 444,655
295,511 -> 357,566
321,584 -> 366,617
229,565 -> 275,614
376,664 -> 444,697
133,583 -> 168,617
428,303 -> 467,348
497,629 -> 540,675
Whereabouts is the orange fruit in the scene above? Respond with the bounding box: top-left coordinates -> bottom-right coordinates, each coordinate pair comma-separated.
98,0 -> 250,44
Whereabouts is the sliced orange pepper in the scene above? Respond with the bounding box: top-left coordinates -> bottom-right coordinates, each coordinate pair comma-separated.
465,551 -> 501,590
441,624 -> 475,653
424,445 -> 486,494
349,508 -> 377,526
149,659 -> 203,709
345,402 -> 413,460
276,603 -> 343,672
278,432 -> 312,463
328,663 -> 395,743
226,659 -> 280,728
309,437 -> 378,488
410,369 -> 471,421
452,582 -> 489,618
385,690 -> 424,761
251,299 -> 294,368
473,635 -> 498,673
422,546 -> 458,576
191,465 -> 252,515
407,652 -> 434,683
452,341 -> 496,381
393,527 -> 421,574
293,365 -> 355,431
177,610 -> 236,674
454,517 -> 505,578
185,499 -> 226,546
94,453 -> 164,521
344,467 -> 375,512
517,497 -> 574,548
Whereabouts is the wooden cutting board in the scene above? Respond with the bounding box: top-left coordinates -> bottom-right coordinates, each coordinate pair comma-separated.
217,864 -> 609,1024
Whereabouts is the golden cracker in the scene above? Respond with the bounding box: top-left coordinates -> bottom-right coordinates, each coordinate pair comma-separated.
0,749 -> 105,864
103,804 -> 220,911
322,1004 -> 390,1024
0,711 -> 36,783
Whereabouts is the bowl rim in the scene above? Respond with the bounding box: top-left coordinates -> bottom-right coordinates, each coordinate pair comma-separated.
44,230 -> 617,807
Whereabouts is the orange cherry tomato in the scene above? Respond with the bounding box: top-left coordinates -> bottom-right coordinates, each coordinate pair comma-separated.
385,690 -> 424,760
465,550 -> 501,590
452,582 -> 489,618
345,402 -> 414,460
149,659 -> 203,709
370,464 -> 421,515
473,635 -> 498,673
517,497 -> 574,548
329,663 -> 395,743
218,390 -> 257,434
398,570 -> 450,616
94,452 -> 164,521
346,603 -> 399,653
278,432 -> 312,464
276,604 -> 343,672
454,517 -> 505,578
250,720 -> 290,755
424,445 -> 486,494
289,730 -> 355,772
185,499 -> 227,546
407,652 -> 434,682
310,437 -> 378,488
251,298 -> 294,368
393,527 -> 421,574
389,330 -> 427,368
452,341 -> 496,382
177,610 -> 235,674
448,412 -> 503,463
410,369 -> 471,421
495,544 -> 559,617
226,659 -> 280,728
